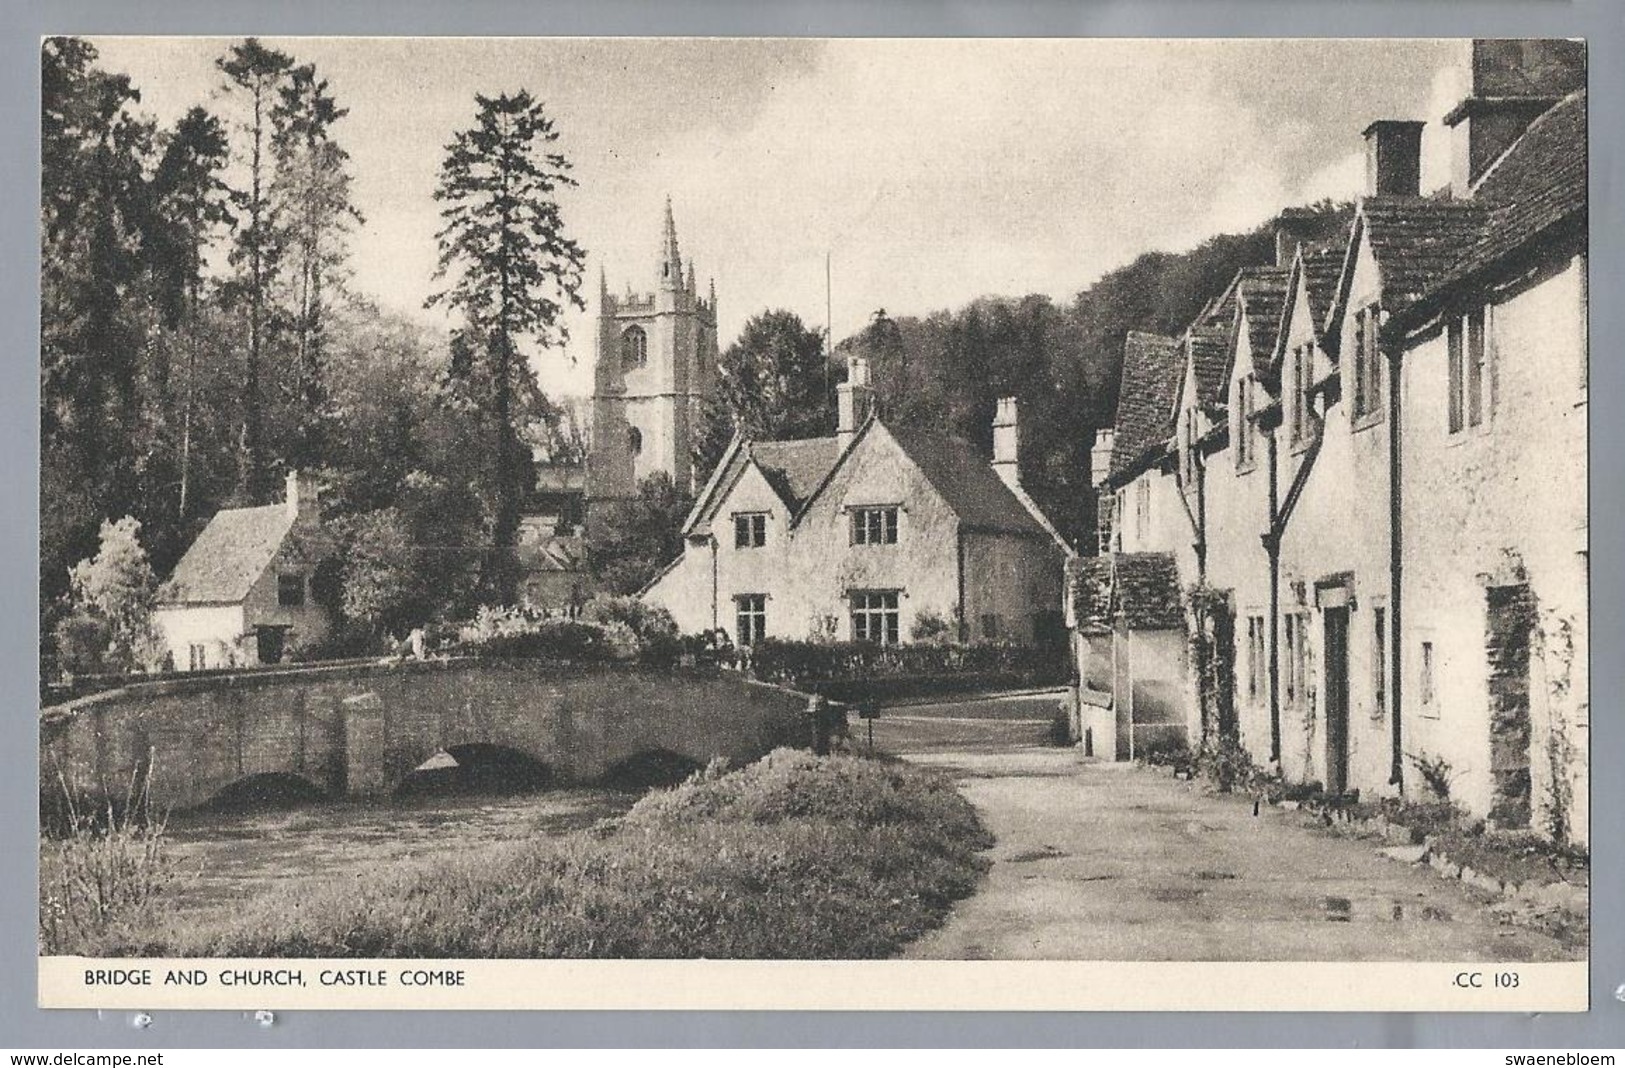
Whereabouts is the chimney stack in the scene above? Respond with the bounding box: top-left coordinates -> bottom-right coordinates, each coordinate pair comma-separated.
992,397 -> 1020,488
1274,207 -> 1321,268
1090,428 -> 1115,490
837,356 -> 874,451
1445,39 -> 1585,194
1362,120 -> 1425,197
285,469 -> 319,522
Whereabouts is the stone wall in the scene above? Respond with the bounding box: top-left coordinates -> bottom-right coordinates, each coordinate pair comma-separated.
41,659 -> 814,813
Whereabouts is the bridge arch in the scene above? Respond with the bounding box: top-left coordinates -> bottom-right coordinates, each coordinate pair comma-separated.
393,743 -> 555,797
600,748 -> 705,789
198,771 -> 331,812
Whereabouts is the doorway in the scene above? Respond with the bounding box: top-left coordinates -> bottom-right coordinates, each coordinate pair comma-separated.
255,625 -> 288,665
1323,605 -> 1350,795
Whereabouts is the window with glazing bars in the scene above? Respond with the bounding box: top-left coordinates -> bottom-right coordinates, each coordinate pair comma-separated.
850,590 -> 900,645
850,506 -> 899,545
735,594 -> 766,646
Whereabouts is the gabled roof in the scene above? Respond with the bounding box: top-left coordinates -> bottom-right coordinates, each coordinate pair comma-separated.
886,425 -> 1053,539
681,416 -> 1066,551
1410,89 -> 1587,322
749,437 -> 842,513
1340,196 -> 1487,320
1068,551 -> 1184,632
1108,331 -> 1183,484
1236,266 -> 1291,379
160,504 -> 294,605
1188,324 -> 1232,410
1300,246 -> 1346,343
684,433 -> 847,536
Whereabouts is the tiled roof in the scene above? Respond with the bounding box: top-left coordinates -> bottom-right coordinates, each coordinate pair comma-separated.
1068,552 -> 1184,632
518,533 -> 586,573
1301,247 -> 1346,342
1237,266 -> 1290,377
1355,196 -> 1488,313
1067,556 -> 1114,631
887,425 -> 1051,538
1108,331 -> 1183,483
1114,552 -> 1186,630
1439,90 -> 1586,299
1188,324 -> 1232,410
160,504 -> 293,605
750,437 -> 842,512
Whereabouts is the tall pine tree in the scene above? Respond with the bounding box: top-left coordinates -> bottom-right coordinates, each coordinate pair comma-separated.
427,90 -> 585,604
217,38 -> 294,503
271,63 -> 362,471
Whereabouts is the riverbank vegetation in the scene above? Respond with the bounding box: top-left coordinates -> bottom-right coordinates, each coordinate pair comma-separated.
46,749 -> 991,959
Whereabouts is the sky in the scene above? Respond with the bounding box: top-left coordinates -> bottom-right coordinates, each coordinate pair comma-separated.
88,37 -> 1469,399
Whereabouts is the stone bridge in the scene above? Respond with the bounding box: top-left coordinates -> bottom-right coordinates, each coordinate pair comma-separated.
40,658 -> 815,812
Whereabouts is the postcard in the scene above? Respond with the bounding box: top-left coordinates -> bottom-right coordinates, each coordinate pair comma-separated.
37,36 -> 1589,1012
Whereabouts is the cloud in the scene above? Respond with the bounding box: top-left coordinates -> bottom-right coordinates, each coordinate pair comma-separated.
83,37 -> 1464,400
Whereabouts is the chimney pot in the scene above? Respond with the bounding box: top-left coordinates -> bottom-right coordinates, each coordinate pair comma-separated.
1362,120 -> 1425,197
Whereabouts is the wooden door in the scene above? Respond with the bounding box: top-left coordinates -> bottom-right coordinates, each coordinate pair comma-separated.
1323,606 -> 1350,795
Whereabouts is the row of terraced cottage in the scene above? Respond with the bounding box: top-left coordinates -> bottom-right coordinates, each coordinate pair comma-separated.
1072,40 -> 1588,845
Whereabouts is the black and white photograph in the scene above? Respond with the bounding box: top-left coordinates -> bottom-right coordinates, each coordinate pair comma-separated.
35,35 -> 1589,1011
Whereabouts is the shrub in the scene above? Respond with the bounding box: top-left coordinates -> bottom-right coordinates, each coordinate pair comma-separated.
579,594 -> 677,643
1196,733 -> 1263,794
745,638 -> 1065,689
1408,751 -> 1455,802
580,595 -> 680,665
1139,736 -> 1193,769
1047,705 -> 1074,747
909,609 -> 955,644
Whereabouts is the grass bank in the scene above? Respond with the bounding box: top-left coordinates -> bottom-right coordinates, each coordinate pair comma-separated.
53,749 -> 992,959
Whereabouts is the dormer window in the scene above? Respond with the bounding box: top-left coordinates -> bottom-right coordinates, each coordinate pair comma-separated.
734,512 -> 767,549
1447,307 -> 1490,434
1351,304 -> 1384,423
621,326 -> 648,370
1235,376 -> 1256,471
1289,341 -> 1320,447
1179,406 -> 1199,485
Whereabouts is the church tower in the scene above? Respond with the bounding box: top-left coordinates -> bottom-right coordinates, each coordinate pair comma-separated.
588,199 -> 720,504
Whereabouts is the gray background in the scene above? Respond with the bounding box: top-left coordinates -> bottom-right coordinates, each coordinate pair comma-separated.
3,0 -> 1618,1049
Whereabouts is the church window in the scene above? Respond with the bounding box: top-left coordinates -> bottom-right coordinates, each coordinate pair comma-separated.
628,426 -> 643,456
621,326 -> 648,370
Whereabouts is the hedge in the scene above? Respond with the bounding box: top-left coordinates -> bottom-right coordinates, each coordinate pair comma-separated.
743,639 -> 1068,694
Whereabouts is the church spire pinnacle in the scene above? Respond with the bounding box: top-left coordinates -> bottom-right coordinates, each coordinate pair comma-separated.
659,195 -> 682,290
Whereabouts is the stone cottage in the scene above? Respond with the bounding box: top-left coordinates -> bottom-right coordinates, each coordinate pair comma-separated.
642,357 -> 1073,647
154,471 -> 336,670
1080,39 -> 1587,842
